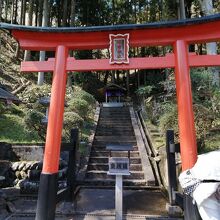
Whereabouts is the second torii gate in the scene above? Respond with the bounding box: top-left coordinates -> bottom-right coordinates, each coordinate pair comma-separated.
1,13 -> 220,220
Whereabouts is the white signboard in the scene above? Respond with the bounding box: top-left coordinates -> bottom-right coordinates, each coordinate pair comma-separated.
108,157 -> 130,176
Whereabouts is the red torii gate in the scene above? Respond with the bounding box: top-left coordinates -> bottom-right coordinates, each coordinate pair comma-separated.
1,14 -> 220,220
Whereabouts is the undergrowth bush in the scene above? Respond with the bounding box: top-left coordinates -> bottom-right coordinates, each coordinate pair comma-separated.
73,89 -> 96,107
67,98 -> 90,119
21,84 -> 51,104
140,68 -> 220,153
158,102 -> 178,134
63,112 -> 84,140
23,109 -> 46,141
0,102 -> 6,114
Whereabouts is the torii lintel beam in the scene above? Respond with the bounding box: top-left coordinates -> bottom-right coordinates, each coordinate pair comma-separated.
1,14 -> 220,50
21,53 -> 220,72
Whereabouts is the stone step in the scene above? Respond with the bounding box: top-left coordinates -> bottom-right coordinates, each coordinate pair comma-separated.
99,116 -> 131,120
99,117 -> 130,121
87,163 -> 143,171
20,180 -> 67,194
90,150 -> 139,157
101,108 -> 129,112
101,109 -> 129,112
82,178 -> 146,187
92,145 -> 138,151
92,143 -> 137,149
94,136 -> 136,142
96,131 -> 135,138
97,124 -> 132,127
95,131 -> 135,136
89,157 -> 142,164
96,127 -> 134,131
97,125 -> 133,129
86,170 -> 145,180
98,119 -> 131,123
98,120 -> 132,124
100,113 -> 130,117
99,114 -> 130,118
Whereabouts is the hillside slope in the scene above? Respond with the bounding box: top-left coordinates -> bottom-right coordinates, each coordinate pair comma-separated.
0,30 -> 33,94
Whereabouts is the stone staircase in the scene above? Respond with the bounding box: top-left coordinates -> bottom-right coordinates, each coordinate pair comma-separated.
84,106 -> 148,187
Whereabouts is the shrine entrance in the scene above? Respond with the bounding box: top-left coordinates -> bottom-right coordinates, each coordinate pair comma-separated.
1,14 -> 220,219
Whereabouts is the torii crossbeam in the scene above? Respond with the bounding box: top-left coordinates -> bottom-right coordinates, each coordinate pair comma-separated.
1,14 -> 220,220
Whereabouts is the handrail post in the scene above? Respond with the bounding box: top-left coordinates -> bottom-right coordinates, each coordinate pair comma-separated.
66,128 -> 79,200
166,130 -> 177,205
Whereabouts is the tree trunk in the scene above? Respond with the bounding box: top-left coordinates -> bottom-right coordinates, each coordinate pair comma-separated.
24,0 -> 34,61
38,0 -> 49,85
137,70 -> 140,88
15,43 -> 20,59
20,0 -> 26,25
112,0 -> 115,24
28,0 -> 34,26
68,0 -> 76,87
111,71 -> 115,83
14,0 -> 18,23
57,0 -> 62,27
70,0 -> 75,26
35,0 -> 39,26
22,0 -> 27,25
200,0 -> 219,86
103,71 -> 109,85
20,0 -> 24,24
62,0 -> 68,26
177,0 -> 186,19
0,0 -> 2,22
10,0 -> 15,23
38,0 -> 43,26
5,0 -> 9,21
66,74 -> 73,87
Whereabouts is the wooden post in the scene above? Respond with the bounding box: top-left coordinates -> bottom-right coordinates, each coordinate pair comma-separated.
174,40 -> 197,171
36,45 -> 68,220
67,128 -> 79,200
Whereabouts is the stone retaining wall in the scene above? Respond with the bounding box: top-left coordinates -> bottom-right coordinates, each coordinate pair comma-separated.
0,142 -> 70,190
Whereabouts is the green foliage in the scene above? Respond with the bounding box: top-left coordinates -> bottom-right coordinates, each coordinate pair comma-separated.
7,103 -> 24,116
193,104 -> 213,149
67,98 -> 90,119
0,102 -> 6,114
21,84 -> 51,104
136,86 -> 155,97
0,103 -> 23,116
63,112 -> 84,140
191,68 -> 212,102
23,109 -> 46,141
73,89 -> 96,107
191,69 -> 220,142
158,102 -> 178,134
0,114 -> 40,143
141,68 -> 220,153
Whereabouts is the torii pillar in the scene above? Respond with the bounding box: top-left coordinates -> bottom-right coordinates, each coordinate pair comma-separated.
36,45 -> 68,220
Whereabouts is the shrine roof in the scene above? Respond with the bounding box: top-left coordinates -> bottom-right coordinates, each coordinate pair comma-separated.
1,14 -> 220,33
105,83 -> 126,91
